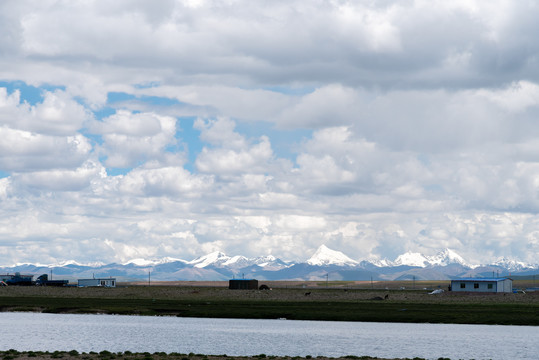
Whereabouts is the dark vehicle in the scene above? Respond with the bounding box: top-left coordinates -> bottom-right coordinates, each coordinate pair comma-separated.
36,274 -> 69,287
4,272 -> 34,286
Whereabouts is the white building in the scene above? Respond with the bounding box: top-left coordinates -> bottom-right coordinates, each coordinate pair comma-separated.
78,278 -> 116,288
450,278 -> 512,293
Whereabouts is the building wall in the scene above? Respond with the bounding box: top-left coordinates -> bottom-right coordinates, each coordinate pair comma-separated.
452,281 -> 495,292
500,279 -> 513,292
451,279 -> 512,293
78,278 -> 116,287
229,279 -> 258,290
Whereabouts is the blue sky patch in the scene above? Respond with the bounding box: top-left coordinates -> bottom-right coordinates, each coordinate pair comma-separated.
0,81 -> 65,106
106,168 -> 131,176
177,117 -> 203,172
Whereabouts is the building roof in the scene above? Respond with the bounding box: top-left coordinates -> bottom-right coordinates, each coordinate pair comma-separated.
452,278 -> 511,282
229,279 -> 257,281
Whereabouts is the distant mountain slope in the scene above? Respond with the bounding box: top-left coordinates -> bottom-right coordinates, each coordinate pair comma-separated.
1,245 -> 536,282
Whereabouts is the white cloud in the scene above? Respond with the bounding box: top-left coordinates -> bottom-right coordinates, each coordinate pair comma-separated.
91,110 -> 178,168
0,178 -> 9,200
14,160 -> 104,191
194,117 -> 245,148
335,2 -> 402,53
142,85 -> 293,122
477,80 -> 539,112
194,118 -> 275,174
0,128 -> 91,172
30,90 -> 91,135
116,165 -> 213,197
0,0 -> 535,94
275,85 -> 361,129
2,1 -> 539,266
0,88 -> 90,135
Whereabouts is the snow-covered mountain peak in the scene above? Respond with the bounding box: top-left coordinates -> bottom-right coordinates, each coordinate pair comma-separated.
307,245 -> 359,266
255,255 -> 276,263
394,251 -> 429,267
36,260 -> 106,268
123,257 -> 186,267
124,258 -> 155,266
493,257 -> 529,271
253,255 -> 279,266
364,258 -> 393,267
188,251 -> 230,268
429,248 -> 469,267
222,255 -> 250,267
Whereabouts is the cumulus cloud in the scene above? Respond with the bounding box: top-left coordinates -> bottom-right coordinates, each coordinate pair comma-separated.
90,110 -> 178,168
13,160 -> 104,191
0,128 -> 91,172
2,1 -> 539,266
115,165 -> 213,197
0,1 -> 535,94
194,117 -> 275,175
0,88 -> 91,135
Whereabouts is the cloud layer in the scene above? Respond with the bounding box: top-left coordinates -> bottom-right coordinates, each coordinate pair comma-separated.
1,1 -> 539,266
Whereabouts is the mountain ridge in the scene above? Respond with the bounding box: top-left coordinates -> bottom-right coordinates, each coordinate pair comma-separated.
2,245 -> 537,282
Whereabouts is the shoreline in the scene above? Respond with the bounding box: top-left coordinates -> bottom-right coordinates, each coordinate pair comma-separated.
0,350 -> 418,360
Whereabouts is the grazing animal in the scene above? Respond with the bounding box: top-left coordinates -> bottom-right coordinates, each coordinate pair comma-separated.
304,292 -> 311,296
384,294 -> 389,300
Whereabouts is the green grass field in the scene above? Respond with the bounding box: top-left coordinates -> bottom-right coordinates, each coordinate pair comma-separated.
1,283 -> 537,325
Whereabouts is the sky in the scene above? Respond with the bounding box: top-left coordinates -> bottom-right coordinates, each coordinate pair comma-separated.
1,0 -> 539,266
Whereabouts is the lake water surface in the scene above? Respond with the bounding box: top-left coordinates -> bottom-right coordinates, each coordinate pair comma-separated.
0,312 -> 537,360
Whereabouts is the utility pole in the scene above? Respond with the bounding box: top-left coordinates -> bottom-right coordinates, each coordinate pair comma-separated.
326,273 -> 329,288
148,271 -> 151,286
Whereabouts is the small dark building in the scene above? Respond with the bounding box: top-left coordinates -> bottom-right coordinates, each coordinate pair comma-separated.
229,279 -> 258,290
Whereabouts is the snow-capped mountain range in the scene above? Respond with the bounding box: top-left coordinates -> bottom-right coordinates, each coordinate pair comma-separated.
1,245 -> 537,282
392,248 -> 469,268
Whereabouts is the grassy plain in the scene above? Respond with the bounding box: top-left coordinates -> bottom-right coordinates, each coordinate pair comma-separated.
0,280 -> 538,325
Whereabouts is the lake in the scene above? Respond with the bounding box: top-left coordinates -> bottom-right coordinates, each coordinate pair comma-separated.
0,312 -> 537,360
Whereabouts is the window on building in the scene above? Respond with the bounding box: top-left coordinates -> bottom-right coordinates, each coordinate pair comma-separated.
460,283 -> 466,288
488,284 -> 493,289
474,283 -> 479,289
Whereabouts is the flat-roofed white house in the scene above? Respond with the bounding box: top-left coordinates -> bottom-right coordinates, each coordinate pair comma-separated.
78,278 -> 116,288
450,278 -> 512,293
